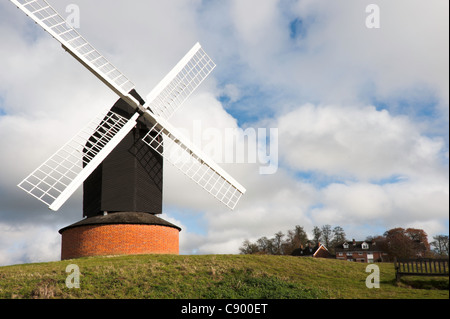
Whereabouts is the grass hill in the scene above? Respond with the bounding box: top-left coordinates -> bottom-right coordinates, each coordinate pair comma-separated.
0,254 -> 448,299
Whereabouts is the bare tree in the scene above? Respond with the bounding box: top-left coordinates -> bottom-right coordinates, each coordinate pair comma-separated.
239,239 -> 259,254
330,226 -> 346,254
312,226 -> 322,245
321,225 -> 332,248
257,237 -> 273,254
431,235 -> 449,256
332,226 -> 346,244
273,231 -> 285,255
284,225 -> 309,255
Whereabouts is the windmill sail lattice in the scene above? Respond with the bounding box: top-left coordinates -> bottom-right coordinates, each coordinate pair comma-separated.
12,0 -> 246,211
143,116 -> 245,210
145,43 -> 216,120
10,0 -> 135,99
18,110 -> 139,211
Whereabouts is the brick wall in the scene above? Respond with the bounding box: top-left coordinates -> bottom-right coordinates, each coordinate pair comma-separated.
60,223 -> 179,260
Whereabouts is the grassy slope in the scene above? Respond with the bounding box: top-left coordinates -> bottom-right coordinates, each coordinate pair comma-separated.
0,254 -> 448,299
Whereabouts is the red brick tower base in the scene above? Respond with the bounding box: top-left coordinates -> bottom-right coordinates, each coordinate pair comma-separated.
59,212 -> 181,260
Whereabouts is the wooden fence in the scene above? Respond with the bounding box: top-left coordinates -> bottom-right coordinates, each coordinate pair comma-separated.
394,258 -> 449,281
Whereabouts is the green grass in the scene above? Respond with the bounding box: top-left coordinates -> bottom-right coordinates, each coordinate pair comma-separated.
0,254 -> 448,299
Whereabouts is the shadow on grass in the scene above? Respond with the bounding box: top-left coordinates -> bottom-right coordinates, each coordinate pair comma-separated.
396,276 -> 449,290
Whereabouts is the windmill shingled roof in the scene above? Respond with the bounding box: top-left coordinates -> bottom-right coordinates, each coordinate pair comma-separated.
59,212 -> 181,233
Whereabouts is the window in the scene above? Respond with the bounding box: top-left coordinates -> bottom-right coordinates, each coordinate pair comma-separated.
338,252 -> 343,256
343,243 -> 349,249
346,252 -> 352,256
362,242 -> 369,249
358,252 -> 363,255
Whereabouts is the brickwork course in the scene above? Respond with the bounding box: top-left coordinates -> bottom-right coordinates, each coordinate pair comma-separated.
59,212 -> 181,260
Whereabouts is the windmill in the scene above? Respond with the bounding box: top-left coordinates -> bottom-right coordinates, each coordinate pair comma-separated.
11,0 -> 246,259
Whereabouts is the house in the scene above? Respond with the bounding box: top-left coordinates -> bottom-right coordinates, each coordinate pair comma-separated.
334,239 -> 388,263
292,241 -> 332,258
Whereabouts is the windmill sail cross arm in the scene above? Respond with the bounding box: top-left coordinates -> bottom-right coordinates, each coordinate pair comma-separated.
18,110 -> 139,211
10,0 -> 137,103
142,110 -> 246,209
144,43 -> 216,120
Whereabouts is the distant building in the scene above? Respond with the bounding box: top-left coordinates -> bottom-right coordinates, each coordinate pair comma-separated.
292,241 -> 332,258
334,239 -> 389,263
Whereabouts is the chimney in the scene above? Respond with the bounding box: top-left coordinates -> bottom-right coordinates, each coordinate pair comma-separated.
352,239 -> 356,245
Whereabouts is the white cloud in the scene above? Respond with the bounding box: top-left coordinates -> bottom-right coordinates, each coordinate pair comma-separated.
215,0 -> 449,116
231,0 -> 284,49
276,103 -> 446,180
314,178 -> 449,225
220,84 -> 242,104
405,220 -> 449,239
0,223 -> 60,266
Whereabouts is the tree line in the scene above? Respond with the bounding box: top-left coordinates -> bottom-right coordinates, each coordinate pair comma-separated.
369,228 -> 449,259
239,225 -> 347,256
239,225 -> 449,259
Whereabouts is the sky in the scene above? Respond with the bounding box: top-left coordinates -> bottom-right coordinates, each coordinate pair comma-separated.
0,0 -> 448,266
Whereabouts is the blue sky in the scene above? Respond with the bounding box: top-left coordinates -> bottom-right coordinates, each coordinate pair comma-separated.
0,97 -> 5,116
0,0 -> 448,266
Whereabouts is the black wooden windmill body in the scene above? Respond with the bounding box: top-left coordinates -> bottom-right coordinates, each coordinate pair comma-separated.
12,0 -> 246,258
83,89 -> 164,218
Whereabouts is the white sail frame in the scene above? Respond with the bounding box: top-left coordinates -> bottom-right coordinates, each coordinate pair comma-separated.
18,110 -> 139,211
10,0 -> 136,99
142,111 -> 246,209
145,43 -> 216,120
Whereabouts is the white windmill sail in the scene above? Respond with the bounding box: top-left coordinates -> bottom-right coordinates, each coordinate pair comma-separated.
141,44 -> 247,209
142,111 -> 246,210
10,0 -> 137,103
145,43 -> 216,120
18,110 -> 139,211
12,0 -> 144,211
